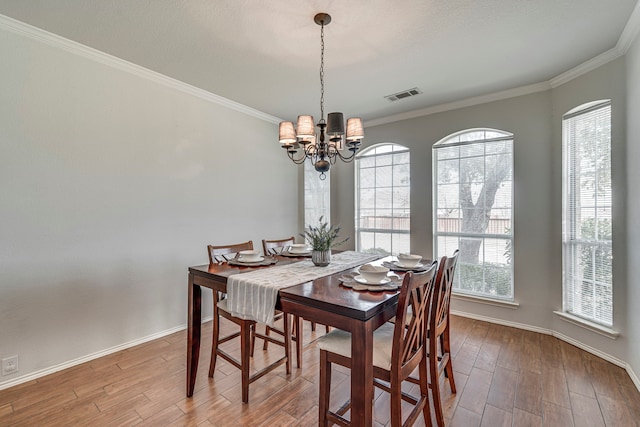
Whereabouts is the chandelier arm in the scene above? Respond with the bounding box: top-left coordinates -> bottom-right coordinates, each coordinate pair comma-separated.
286,147 -> 310,164
333,148 -> 357,163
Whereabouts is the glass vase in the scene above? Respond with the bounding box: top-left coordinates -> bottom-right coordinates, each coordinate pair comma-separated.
312,249 -> 331,267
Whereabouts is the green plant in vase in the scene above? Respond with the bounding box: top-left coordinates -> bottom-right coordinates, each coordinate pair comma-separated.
301,216 -> 348,266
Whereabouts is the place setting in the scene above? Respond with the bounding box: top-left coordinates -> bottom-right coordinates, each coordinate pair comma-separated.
279,243 -> 313,257
382,253 -> 429,272
339,264 -> 401,292
228,250 -> 278,266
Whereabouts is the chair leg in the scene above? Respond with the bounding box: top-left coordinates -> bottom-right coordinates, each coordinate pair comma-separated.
390,376 -> 403,427
419,357 -> 433,427
209,296 -> 220,377
250,324 -> 256,357
325,324 -> 330,333
429,354 -> 445,427
240,321 -> 252,403
311,321 -> 317,332
263,325 -> 272,351
442,326 -> 456,393
319,350 -> 331,427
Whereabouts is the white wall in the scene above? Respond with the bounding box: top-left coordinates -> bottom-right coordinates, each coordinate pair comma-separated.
333,59 -> 631,366
0,23 -> 298,386
626,26 -> 640,381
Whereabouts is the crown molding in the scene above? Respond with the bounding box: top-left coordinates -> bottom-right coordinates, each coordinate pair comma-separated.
0,14 -> 283,125
618,0 -> 640,53
368,0 -> 640,127
549,47 -> 624,88
366,82 -> 550,127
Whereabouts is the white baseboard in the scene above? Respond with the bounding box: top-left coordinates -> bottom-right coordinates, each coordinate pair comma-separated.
451,310 -> 640,392
0,316 -> 212,391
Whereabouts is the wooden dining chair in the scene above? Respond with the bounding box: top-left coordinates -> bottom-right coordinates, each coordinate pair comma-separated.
242,236 -> 302,367
426,249 -> 459,426
317,264 -> 438,427
257,237 -> 328,369
262,236 -> 296,255
207,240 -> 291,403
263,236 -> 331,338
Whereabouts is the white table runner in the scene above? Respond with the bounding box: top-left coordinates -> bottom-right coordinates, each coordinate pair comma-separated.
225,251 -> 381,325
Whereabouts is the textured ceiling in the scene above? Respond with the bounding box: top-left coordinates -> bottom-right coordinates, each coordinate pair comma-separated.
0,0 -> 637,124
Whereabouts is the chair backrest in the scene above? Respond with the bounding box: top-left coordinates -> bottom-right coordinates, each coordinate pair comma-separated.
431,249 -> 460,337
392,261 -> 438,375
207,241 -> 254,264
262,236 -> 295,255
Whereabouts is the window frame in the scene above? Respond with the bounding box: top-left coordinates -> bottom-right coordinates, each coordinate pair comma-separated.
562,100 -> 613,327
304,161 -> 330,230
354,143 -> 411,255
432,128 -> 515,301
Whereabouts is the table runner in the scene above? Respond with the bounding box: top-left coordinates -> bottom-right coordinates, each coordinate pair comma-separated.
226,251 -> 381,325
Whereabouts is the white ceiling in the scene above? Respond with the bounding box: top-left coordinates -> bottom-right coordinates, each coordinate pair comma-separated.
0,0 -> 637,124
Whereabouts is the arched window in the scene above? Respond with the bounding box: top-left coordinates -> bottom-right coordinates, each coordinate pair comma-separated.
355,143 -> 410,255
562,100 -> 612,326
433,129 -> 514,300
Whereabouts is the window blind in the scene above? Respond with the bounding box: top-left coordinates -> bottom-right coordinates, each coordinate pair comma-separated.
562,101 -> 612,326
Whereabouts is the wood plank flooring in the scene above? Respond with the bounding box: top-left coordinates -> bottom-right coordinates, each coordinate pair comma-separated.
1,315 -> 639,426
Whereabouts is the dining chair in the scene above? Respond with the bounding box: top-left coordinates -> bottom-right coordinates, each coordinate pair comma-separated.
262,236 -> 296,255
425,249 -> 459,426
258,237 -> 328,369
317,263 -> 438,427
207,240 -> 291,403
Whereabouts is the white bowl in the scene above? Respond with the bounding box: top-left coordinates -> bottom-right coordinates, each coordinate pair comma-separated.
397,253 -> 422,268
289,244 -> 311,253
238,250 -> 261,262
359,264 -> 389,283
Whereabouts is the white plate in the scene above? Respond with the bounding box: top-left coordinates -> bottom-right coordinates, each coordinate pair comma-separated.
394,260 -> 424,269
289,249 -> 311,254
237,256 -> 264,263
355,275 -> 391,285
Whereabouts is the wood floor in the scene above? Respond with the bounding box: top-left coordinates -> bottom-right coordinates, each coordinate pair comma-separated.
1,315 -> 639,426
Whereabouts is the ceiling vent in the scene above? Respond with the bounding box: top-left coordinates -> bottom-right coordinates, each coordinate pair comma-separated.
384,87 -> 423,102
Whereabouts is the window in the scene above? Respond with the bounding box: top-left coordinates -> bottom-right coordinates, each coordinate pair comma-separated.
433,129 -> 514,300
355,143 -> 410,255
562,101 -> 612,326
304,161 -> 330,228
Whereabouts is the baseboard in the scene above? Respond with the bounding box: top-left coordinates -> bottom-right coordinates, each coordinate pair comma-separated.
451,309 -> 640,392
0,316 -> 212,391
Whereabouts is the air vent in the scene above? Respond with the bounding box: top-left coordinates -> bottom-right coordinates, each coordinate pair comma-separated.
384,87 -> 423,102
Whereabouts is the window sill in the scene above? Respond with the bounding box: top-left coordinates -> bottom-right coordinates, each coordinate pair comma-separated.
451,293 -> 519,309
553,311 -> 619,339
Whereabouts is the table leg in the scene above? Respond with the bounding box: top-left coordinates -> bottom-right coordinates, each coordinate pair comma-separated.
350,321 -> 374,427
186,274 -> 202,397
284,314 -> 291,374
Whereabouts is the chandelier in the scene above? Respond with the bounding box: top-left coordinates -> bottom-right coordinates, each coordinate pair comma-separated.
278,13 -> 364,180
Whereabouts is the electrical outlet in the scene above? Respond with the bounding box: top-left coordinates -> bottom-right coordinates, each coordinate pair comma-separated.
1,355 -> 19,376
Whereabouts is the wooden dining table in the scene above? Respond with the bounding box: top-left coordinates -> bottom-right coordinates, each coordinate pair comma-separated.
186,255 -> 400,427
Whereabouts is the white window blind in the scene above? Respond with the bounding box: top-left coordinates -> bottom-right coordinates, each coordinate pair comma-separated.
562,101 -> 612,326
304,161 -> 330,229
433,130 -> 514,300
355,144 -> 410,255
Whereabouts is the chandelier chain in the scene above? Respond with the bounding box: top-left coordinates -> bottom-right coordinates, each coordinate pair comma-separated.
278,13 -> 363,179
320,21 -> 325,121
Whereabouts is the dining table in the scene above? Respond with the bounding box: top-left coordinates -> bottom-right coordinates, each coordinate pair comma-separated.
186,252 -> 401,427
